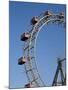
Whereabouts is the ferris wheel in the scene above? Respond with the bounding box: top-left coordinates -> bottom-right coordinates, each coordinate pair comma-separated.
18,10 -> 66,88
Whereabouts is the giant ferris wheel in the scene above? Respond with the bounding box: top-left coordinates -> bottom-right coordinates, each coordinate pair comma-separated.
18,11 -> 66,88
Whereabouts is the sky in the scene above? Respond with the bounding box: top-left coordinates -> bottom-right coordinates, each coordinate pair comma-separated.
9,1 -> 66,88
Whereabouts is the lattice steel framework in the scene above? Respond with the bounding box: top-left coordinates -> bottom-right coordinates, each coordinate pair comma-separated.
52,58 -> 66,86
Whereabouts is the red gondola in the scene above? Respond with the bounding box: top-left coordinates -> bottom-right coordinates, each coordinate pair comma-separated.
58,12 -> 64,19
18,56 -> 26,65
21,32 -> 30,41
44,10 -> 52,16
25,83 -> 32,88
31,17 -> 38,25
